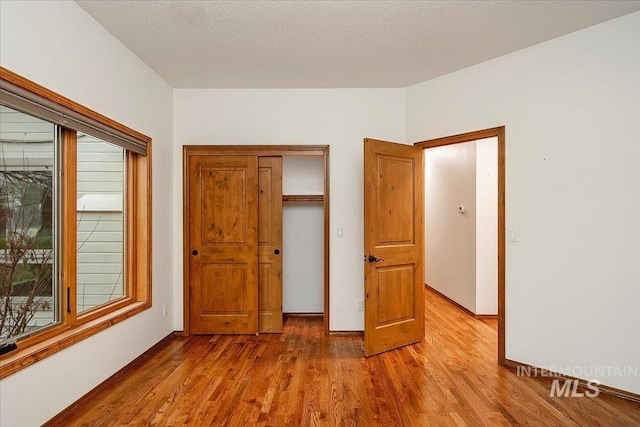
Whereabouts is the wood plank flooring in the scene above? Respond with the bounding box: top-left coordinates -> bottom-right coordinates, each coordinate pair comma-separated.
58,289 -> 640,426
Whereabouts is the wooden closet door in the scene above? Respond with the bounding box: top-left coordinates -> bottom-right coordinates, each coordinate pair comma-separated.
188,155 -> 258,334
258,157 -> 283,332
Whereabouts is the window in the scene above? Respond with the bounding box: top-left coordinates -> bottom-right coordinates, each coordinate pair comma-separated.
77,136 -> 126,314
0,67 -> 151,378
0,109 -> 57,342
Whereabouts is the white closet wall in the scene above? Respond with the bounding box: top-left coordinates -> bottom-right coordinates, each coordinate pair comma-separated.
283,203 -> 324,313
282,156 -> 325,313
282,156 -> 324,195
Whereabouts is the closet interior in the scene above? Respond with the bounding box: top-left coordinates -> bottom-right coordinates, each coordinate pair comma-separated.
282,156 -> 325,315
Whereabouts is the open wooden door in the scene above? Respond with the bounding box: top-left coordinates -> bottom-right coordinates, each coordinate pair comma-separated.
364,138 -> 424,356
188,155 -> 259,334
258,157 -> 283,332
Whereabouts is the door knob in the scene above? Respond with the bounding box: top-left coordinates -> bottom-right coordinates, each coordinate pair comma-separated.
368,255 -> 384,263
192,250 -> 198,255
274,249 -> 280,255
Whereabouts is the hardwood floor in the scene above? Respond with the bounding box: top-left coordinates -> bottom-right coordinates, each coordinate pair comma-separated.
57,289 -> 640,426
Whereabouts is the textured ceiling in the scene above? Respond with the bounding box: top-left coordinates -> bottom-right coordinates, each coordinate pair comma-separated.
76,1 -> 640,88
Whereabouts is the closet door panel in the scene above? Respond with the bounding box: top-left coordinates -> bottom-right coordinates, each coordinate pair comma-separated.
188,155 -> 259,334
258,157 -> 283,332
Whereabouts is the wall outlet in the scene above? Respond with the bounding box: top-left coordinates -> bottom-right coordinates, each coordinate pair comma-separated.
356,300 -> 364,311
162,304 -> 168,317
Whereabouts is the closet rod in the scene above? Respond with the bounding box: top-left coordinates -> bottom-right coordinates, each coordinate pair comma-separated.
282,195 -> 324,202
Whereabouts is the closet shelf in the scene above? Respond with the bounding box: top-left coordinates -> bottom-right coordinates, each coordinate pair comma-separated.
282,194 -> 324,202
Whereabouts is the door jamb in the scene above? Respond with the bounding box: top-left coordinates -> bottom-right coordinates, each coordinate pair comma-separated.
183,145 -> 331,336
414,127 -> 506,365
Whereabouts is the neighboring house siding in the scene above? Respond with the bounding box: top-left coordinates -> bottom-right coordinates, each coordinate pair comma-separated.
0,106 -> 54,171
76,135 -> 124,313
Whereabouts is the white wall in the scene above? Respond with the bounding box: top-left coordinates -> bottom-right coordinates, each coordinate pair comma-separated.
476,137 -> 498,315
283,156 -> 325,195
173,89 -> 405,331
283,203 -> 324,313
0,2 -> 174,426
407,12 -> 640,394
424,142 -> 477,312
282,157 -> 325,313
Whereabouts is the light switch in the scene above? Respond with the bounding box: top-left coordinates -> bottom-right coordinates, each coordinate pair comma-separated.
337,227 -> 344,238
508,228 -> 518,242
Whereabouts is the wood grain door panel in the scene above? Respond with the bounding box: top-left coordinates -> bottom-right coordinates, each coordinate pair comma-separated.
364,139 -> 424,356
376,264 -> 415,325
189,155 -> 258,334
376,155 -> 415,245
199,264 -> 247,314
258,157 -> 283,333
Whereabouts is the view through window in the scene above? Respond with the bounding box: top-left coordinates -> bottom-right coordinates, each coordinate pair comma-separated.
0,105 -> 58,342
76,135 -> 125,314
1,109 -> 131,339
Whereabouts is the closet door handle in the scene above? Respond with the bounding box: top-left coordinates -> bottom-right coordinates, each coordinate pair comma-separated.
274,249 -> 280,255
